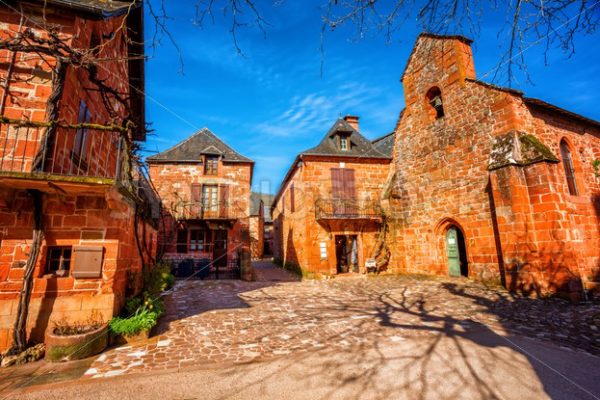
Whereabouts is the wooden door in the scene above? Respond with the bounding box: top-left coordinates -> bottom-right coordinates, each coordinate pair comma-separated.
446,227 -> 461,277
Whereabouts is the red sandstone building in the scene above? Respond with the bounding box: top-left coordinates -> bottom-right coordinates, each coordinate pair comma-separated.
249,193 -> 265,260
0,0 -> 157,350
147,128 -> 253,278
272,116 -> 392,276
383,33 -> 600,299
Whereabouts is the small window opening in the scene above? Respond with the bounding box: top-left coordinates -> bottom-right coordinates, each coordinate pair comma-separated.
46,246 -> 72,276
426,87 -> 444,119
560,139 -> 579,195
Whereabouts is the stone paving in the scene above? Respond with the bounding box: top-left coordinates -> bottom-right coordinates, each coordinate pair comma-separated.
80,261 -> 600,379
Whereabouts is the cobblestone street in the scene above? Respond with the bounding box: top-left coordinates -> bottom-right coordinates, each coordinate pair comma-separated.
82,261 -> 600,379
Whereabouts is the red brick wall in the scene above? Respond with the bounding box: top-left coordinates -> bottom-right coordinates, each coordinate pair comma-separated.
148,160 -> 253,263
249,213 -> 264,260
273,156 -> 390,275
0,6 -> 155,350
0,6 -> 134,177
386,34 -> 600,297
0,188 -> 157,350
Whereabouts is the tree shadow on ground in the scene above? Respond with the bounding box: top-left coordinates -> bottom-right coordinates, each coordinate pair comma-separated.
206,275 -> 600,400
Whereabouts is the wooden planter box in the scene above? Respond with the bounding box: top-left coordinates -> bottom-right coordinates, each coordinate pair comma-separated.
45,324 -> 108,362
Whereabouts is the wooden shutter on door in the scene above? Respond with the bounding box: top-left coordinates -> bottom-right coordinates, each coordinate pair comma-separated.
219,184 -> 229,218
331,168 -> 343,198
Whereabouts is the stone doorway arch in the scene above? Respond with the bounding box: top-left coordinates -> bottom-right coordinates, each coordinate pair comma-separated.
436,219 -> 469,278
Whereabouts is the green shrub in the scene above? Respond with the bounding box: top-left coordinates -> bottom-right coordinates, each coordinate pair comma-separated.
144,262 -> 174,295
273,258 -> 283,267
109,308 -> 159,337
124,297 -> 142,316
111,296 -> 164,336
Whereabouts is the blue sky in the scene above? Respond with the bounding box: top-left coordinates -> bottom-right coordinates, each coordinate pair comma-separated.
142,2 -> 600,194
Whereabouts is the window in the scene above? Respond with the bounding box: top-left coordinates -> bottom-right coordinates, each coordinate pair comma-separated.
204,155 -> 218,175
189,229 -> 204,251
45,246 -> 72,276
340,135 -> 349,151
426,87 -> 444,119
202,185 -> 219,212
560,140 -> 578,195
74,101 -> 91,160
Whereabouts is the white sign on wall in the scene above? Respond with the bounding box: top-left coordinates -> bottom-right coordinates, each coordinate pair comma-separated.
319,242 -> 327,259
365,258 -> 377,268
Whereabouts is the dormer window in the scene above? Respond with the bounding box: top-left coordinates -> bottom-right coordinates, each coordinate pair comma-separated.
340,136 -> 348,151
204,155 -> 218,175
426,87 -> 444,119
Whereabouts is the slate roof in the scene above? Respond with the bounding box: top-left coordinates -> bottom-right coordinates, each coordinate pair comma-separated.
29,0 -> 140,17
300,119 -> 391,160
250,192 -> 274,221
524,98 -> 600,130
250,193 -> 263,217
371,132 -> 395,157
146,128 -> 253,164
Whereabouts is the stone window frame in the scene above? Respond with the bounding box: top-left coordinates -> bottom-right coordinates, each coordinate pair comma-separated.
559,138 -> 580,196
204,155 -> 218,175
425,86 -> 445,120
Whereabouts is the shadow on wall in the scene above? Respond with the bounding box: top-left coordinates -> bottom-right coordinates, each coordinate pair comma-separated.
284,227 -> 301,274
29,279 -> 58,344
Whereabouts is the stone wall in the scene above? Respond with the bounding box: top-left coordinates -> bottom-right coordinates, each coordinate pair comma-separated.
0,188 -> 156,350
273,156 -> 390,275
0,5 -> 155,350
147,160 -> 253,264
386,34 -> 600,297
249,214 -> 264,260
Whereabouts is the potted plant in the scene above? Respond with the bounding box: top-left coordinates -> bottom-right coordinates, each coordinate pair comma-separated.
45,311 -> 107,362
109,296 -> 163,344
109,263 -> 172,344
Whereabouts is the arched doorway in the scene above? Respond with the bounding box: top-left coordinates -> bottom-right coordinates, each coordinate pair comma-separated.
446,226 -> 468,277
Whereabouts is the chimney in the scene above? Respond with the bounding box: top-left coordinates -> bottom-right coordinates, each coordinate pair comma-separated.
344,115 -> 359,131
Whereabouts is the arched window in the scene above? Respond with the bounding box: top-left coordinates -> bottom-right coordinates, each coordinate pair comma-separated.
559,139 -> 578,195
426,87 -> 444,119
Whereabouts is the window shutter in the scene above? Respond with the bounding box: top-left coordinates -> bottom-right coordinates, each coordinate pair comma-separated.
191,183 -> 202,202
331,168 -> 343,198
219,184 -> 229,218
343,169 -> 356,199
71,246 -> 103,278
290,184 -> 295,212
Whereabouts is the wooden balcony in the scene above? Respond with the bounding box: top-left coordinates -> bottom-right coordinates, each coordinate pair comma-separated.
315,198 -> 383,221
176,201 -> 240,221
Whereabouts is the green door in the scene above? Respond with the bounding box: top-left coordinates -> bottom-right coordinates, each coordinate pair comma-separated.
446,227 -> 461,277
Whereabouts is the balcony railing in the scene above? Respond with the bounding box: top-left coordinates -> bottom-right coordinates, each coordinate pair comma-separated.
315,198 -> 383,220
176,201 -> 240,220
0,117 -> 126,181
